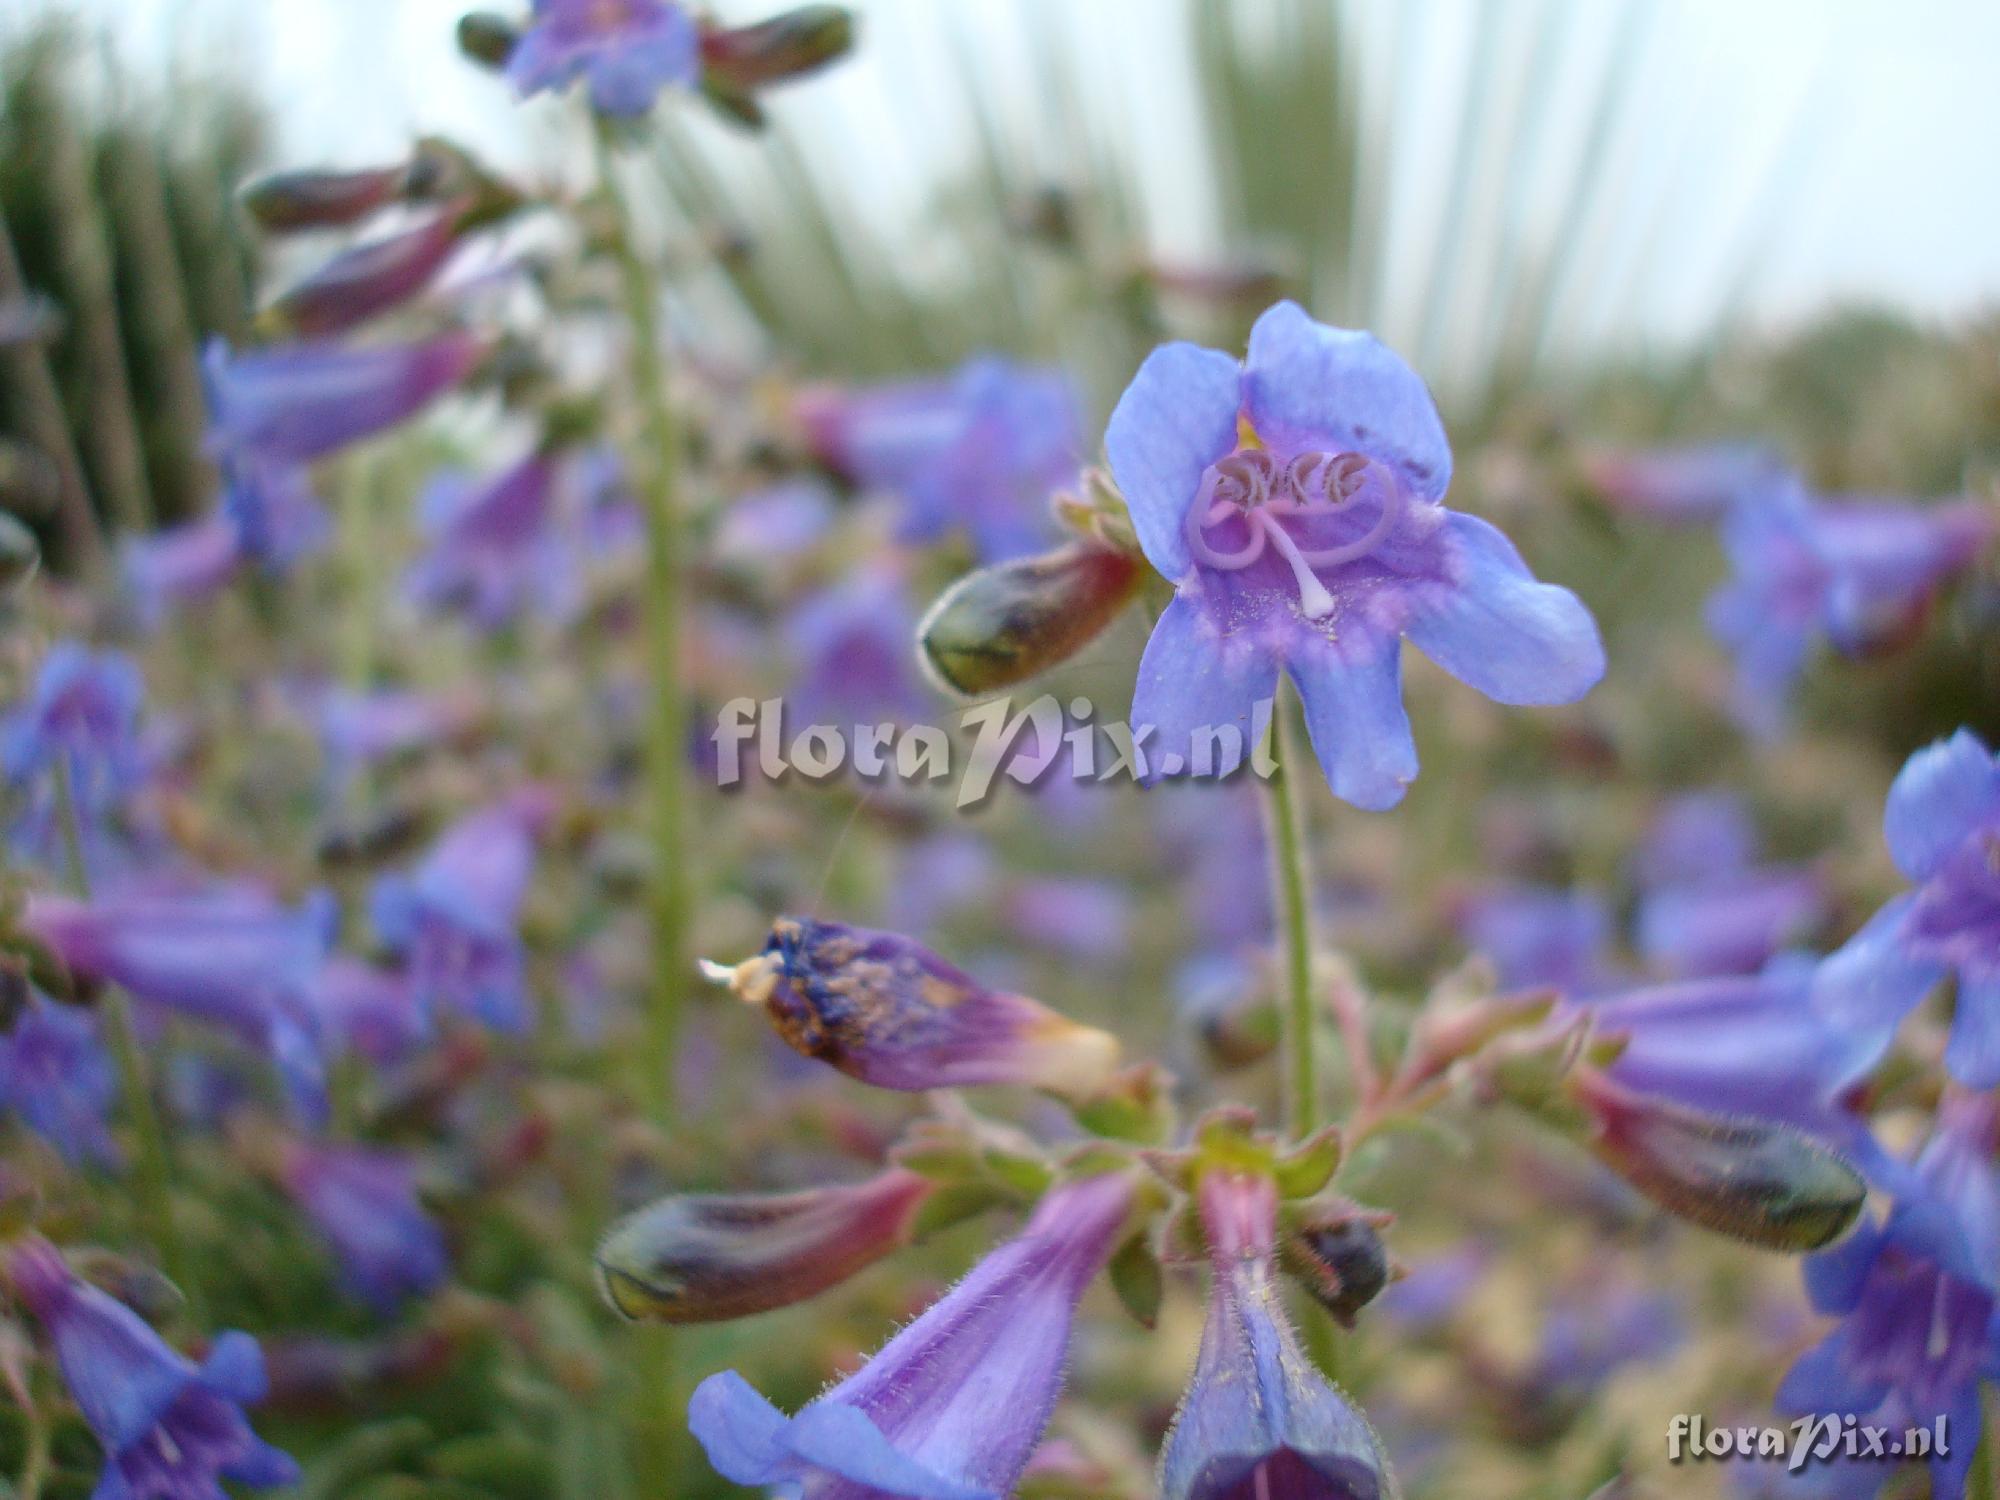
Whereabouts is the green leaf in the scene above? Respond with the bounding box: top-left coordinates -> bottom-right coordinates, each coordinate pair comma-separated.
1106,1233 -> 1163,1331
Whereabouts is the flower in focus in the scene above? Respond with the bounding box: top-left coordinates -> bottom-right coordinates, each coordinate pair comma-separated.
1706,477 -> 1990,738
689,1171 -> 1135,1498
0,994 -> 119,1167
1159,1170 -> 1392,1500
1777,1092 -> 2000,1499
1814,728 -> 2000,1088
507,0 -> 701,116
709,916 -> 1122,1098
799,355 -> 1084,562
371,795 -> 547,1034
281,1141 -> 449,1313
405,453 -> 581,630
1107,300 -> 1603,808
202,333 -> 483,466
23,881 -> 337,1124
6,1234 -> 299,1499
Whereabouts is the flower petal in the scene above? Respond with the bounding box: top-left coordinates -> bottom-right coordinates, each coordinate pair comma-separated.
1945,968 -> 2000,1090
1812,895 -> 1944,1048
1404,514 -> 1604,705
1287,633 -> 1416,812
687,1370 -> 794,1487
786,1403 -> 997,1500
1132,595 -> 1276,782
1105,343 -> 1243,581
199,1333 -> 267,1404
1242,300 -> 1450,501
1801,1217 -> 1884,1315
1884,729 -> 2000,882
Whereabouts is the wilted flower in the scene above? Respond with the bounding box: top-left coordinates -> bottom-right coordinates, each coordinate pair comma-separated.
405,453 -> 581,629
689,1171 -> 1135,1497
1107,300 -> 1603,807
1159,1170 -> 1392,1500
596,1167 -> 934,1323
6,1235 -> 299,1499
23,881 -> 337,1123
1816,728 -> 2000,1087
203,333 -> 484,466
1707,478 -> 1991,738
709,916 -> 1123,1098
0,995 -> 118,1167
1778,1092 -> 2000,1499
508,0 -> 701,115
281,1141 -> 449,1313
799,356 -> 1084,562
1582,441 -> 1786,525
371,795 -> 546,1033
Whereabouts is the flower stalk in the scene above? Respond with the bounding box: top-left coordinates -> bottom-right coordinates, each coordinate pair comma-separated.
49,758 -> 196,1318
1261,680 -> 1321,1140
594,123 -> 692,1129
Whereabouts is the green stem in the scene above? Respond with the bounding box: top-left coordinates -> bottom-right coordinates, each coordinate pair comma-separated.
1261,679 -> 1319,1140
51,760 -> 198,1317
1970,1387 -> 1994,1500
594,124 -> 693,1128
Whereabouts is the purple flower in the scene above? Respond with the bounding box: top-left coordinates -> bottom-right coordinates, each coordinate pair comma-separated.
23,881 -> 337,1124
881,833 -> 994,935
1159,1170 -> 1392,1500
801,356 -> 1084,562
6,1235 -> 299,1499
124,461 -> 327,627
1005,877 -> 1131,964
1583,955 -> 1887,1175
785,563 -> 930,728
1707,478 -> 1990,738
1635,791 -> 1760,886
281,1141 -> 448,1313
264,211 -> 465,338
405,453 -> 580,629
1631,792 -> 1827,978
370,796 -> 546,1034
508,0 -> 701,115
1777,1093 -> 2000,1499
1108,301 -> 1603,808
1531,1276 -> 1684,1392
122,519 -> 244,625
312,956 -> 428,1066
713,479 -> 836,568
1582,441 -> 1786,525
689,1171 -> 1136,1498
1815,729 -> 2000,1088
316,686 -> 469,782
220,456 -> 328,570
203,333 -> 483,466
715,916 -> 1123,1098
2,643 -> 147,813
0,995 -> 118,1167
1456,883 -> 1617,996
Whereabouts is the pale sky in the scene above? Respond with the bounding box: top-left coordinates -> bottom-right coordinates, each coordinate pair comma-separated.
15,0 -> 2000,374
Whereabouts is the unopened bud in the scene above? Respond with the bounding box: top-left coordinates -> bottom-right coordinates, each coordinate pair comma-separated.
918,541 -> 1141,696
457,13 -> 521,70
240,165 -> 408,233
704,917 -> 1122,1100
700,7 -> 855,89
1285,1212 -> 1391,1327
595,1168 -> 932,1323
260,210 -> 468,339
1568,1068 -> 1865,1252
0,511 -> 40,594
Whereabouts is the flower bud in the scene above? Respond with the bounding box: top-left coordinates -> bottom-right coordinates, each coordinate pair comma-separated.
596,1168 -> 933,1324
260,210 -> 468,339
1568,1068 -> 1865,1252
699,7 -> 855,90
456,13 -> 521,70
240,165 -> 408,233
704,917 -> 1122,1099
1285,1212 -> 1391,1328
918,541 -> 1142,696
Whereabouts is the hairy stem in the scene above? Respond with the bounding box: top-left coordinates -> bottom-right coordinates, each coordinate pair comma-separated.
1261,680 -> 1320,1139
